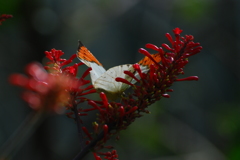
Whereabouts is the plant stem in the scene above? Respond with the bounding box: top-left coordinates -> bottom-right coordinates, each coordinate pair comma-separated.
72,123 -> 115,160
72,104 -> 85,149
73,131 -> 104,160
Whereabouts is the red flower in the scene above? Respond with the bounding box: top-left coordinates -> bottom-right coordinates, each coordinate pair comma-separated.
10,49 -> 95,114
74,28 -> 202,160
0,14 -> 13,25
9,63 -> 76,113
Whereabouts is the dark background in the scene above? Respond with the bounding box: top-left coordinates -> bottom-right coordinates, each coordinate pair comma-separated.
0,0 -> 239,160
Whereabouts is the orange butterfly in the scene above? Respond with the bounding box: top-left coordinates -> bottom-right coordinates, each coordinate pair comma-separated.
77,41 -> 161,100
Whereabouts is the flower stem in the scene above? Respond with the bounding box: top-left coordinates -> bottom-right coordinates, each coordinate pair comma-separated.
72,104 -> 85,150
73,131 -> 104,160
72,123 -> 115,160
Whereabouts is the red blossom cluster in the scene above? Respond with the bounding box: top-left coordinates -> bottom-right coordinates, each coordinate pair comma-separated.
9,49 -> 95,113
10,28 -> 202,160
9,63 -> 72,113
71,28 -> 202,160
0,14 -> 13,25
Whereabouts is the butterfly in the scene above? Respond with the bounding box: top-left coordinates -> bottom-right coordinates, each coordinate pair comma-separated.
76,41 -> 161,100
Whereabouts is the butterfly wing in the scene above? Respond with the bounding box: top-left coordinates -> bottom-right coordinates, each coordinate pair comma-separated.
94,64 -> 134,99
76,42 -> 161,99
76,41 -> 106,83
128,53 -> 161,84
138,53 -> 161,73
